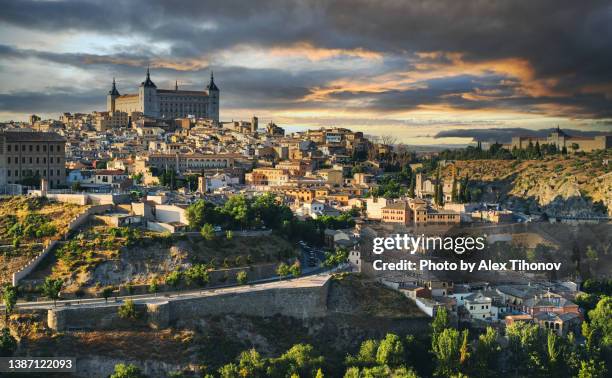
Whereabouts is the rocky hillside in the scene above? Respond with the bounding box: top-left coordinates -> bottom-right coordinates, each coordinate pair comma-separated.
12,274 -> 429,378
442,150 -> 612,216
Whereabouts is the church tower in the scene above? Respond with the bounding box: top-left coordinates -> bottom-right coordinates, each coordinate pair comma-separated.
139,67 -> 159,117
206,71 -> 220,123
107,78 -> 120,112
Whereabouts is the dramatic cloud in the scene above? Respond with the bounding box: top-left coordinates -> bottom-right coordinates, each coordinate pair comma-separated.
0,0 -> 611,141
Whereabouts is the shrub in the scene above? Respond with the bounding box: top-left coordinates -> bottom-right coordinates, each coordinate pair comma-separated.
118,299 -> 138,320
165,270 -> 182,287
236,271 -> 248,285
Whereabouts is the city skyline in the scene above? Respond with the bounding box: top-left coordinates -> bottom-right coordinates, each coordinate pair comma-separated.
1,0 -> 612,144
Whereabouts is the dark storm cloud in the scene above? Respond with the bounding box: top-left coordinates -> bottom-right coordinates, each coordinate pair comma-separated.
0,0 -> 612,120
435,128 -> 612,144
0,89 -> 101,113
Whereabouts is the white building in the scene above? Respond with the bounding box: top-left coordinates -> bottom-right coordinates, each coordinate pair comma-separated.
464,292 -> 495,321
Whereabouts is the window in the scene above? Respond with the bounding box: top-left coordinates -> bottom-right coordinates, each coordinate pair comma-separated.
57,169 -> 60,176
29,157 -> 32,164
14,170 -> 18,177
21,157 -> 25,163
36,145 -> 39,152
7,170 -> 10,177
7,145 -> 10,152
43,145 -> 46,152
22,145 -> 25,151
7,157 -> 10,164
29,145 -> 33,152
43,157 -> 46,164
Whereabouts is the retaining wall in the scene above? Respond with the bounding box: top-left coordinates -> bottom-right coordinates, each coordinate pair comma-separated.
48,276 -> 331,331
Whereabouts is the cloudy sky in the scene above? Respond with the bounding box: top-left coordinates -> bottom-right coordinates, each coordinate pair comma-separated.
1,0 -> 611,144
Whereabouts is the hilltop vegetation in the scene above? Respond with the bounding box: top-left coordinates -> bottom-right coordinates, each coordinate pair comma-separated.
0,196 -> 86,284
39,220 -> 297,293
439,150 -> 611,216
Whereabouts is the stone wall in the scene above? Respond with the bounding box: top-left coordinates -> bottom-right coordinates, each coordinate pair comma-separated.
48,275 -> 331,331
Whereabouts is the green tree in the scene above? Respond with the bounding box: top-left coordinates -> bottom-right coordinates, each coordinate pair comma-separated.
110,363 -> 144,378
586,296 -> 612,348
1,285 -> 17,321
238,348 -> 266,378
118,299 -> 138,320
432,328 -> 461,377
267,343 -> 324,378
0,328 -> 17,357
506,322 -> 546,375
236,271 -> 248,285
431,307 -> 449,345
290,262 -> 301,278
201,223 -> 216,241
344,367 -> 360,378
547,331 -> 561,375
578,359 -> 607,378
346,339 -> 379,367
376,333 -> 405,367
165,270 -> 182,287
459,329 -> 470,368
184,265 -> 209,287
148,280 -> 159,295
41,277 -> 63,307
219,362 -> 240,378
276,263 -> 290,279
473,327 -> 500,377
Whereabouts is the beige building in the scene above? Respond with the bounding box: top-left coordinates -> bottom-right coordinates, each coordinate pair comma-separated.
0,131 -> 66,188
107,69 -> 220,122
511,127 -> 612,152
136,153 -> 235,175
381,201 -> 411,225
245,167 -> 290,186
316,169 -> 343,186
365,197 -> 389,220
94,111 -> 129,131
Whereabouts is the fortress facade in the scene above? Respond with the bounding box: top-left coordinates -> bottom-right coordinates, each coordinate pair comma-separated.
511,127 -> 611,152
107,68 -> 219,122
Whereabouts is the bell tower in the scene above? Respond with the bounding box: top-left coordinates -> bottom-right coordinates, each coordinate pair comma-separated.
107,78 -> 120,112
206,71 -> 220,124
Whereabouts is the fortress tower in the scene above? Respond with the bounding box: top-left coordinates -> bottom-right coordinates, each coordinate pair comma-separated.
107,68 -> 220,122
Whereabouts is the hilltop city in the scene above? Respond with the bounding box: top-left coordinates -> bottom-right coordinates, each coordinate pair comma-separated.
0,68 -> 610,377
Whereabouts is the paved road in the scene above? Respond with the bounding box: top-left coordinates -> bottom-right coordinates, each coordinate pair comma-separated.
2,267 -> 336,312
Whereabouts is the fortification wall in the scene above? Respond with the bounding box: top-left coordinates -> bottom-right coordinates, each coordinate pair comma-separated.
48,276 -> 331,331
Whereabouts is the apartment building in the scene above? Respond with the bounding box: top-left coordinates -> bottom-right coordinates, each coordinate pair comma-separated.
0,131 -> 66,188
